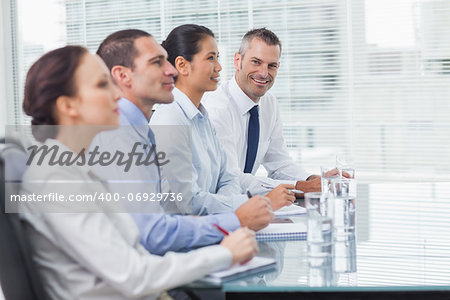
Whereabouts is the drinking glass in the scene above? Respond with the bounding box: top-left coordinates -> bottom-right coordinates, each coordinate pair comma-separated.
308,255 -> 334,287
334,236 -> 357,273
307,215 -> 333,258
304,192 -> 327,217
307,215 -> 334,286
329,178 -> 356,242
320,165 -> 339,196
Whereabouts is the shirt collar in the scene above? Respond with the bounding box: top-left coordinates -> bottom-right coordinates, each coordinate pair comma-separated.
118,97 -> 150,140
118,97 -> 149,126
173,87 -> 209,120
229,75 -> 259,116
44,138 -> 92,175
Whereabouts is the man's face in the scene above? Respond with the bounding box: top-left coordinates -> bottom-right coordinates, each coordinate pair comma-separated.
129,36 -> 177,104
234,38 -> 281,102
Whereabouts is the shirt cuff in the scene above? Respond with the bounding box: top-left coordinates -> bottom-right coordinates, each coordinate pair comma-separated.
232,194 -> 250,211
213,212 -> 241,231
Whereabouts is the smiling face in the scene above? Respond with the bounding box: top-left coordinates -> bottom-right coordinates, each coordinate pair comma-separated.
74,53 -> 121,126
129,36 -> 178,105
187,35 -> 222,93
234,37 -> 281,102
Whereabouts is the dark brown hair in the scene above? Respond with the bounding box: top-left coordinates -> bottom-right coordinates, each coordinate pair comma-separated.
23,45 -> 88,141
161,24 -> 215,82
161,24 -> 214,66
96,29 -> 151,71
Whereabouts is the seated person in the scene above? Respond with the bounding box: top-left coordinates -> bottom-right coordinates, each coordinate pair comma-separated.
150,24 -> 296,215
94,29 -> 274,254
19,45 -> 258,299
202,28 -> 333,195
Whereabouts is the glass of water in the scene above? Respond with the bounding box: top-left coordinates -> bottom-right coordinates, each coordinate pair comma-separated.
320,165 -> 339,196
329,178 -> 356,241
305,192 -> 325,217
307,215 -> 334,286
307,215 -> 333,258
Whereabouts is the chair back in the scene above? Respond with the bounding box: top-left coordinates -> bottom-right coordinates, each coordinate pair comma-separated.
0,138 -> 48,300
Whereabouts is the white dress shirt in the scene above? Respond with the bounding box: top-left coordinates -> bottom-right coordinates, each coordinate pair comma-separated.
203,76 -> 310,195
19,139 -> 231,300
150,88 -> 248,215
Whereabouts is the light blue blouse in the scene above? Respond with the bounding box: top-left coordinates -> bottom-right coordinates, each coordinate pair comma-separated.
150,88 -> 248,215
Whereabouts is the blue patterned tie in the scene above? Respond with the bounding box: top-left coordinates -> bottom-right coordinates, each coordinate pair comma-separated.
244,105 -> 259,173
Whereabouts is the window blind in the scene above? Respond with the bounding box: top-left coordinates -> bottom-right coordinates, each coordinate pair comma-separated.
7,0 -> 450,182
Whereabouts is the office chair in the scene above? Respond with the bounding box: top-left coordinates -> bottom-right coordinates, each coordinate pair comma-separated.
0,138 -> 48,300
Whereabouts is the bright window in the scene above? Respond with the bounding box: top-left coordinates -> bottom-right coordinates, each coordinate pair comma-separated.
7,0 -> 450,182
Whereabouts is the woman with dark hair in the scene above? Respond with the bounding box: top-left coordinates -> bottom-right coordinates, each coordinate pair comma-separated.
151,24 -> 295,216
19,45 -> 258,299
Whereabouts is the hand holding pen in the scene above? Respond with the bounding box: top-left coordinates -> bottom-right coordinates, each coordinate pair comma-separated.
216,225 -> 258,265
233,191 -> 273,231
265,184 -> 297,210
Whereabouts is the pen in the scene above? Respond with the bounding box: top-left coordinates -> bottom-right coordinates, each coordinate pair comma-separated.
260,184 -> 274,190
246,190 -> 253,198
213,223 -> 229,235
261,184 -> 304,194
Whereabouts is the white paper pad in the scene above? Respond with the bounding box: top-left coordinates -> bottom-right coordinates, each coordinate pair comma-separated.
274,204 -> 306,216
200,257 -> 276,284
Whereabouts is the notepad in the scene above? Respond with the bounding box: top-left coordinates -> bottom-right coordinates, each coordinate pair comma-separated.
199,256 -> 276,284
274,204 -> 306,216
256,222 -> 307,241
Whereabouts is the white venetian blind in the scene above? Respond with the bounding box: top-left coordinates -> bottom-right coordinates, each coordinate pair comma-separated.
7,0 -> 450,182
352,0 -> 450,182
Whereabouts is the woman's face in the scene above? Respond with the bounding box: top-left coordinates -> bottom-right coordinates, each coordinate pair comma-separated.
188,35 -> 222,93
73,53 -> 121,126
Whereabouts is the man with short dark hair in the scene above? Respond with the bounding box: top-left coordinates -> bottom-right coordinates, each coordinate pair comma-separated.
204,28 -> 323,196
93,29 -> 273,255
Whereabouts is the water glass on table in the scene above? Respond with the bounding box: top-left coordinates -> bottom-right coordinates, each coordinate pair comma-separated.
307,215 -> 334,286
336,154 -> 355,189
305,192 -> 333,260
329,178 -> 356,242
320,165 -> 339,196
334,236 -> 357,273
322,153 -> 355,190
308,254 -> 334,287
304,192 -> 328,217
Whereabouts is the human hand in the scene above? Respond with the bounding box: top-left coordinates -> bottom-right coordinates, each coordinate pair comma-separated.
220,227 -> 258,265
296,169 -> 353,193
295,176 -> 321,193
265,184 -> 296,210
235,195 -> 273,231
322,168 -> 353,178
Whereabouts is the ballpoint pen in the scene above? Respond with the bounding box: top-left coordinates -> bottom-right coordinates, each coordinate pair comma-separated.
289,189 -> 304,194
260,184 -> 304,194
213,223 -> 229,235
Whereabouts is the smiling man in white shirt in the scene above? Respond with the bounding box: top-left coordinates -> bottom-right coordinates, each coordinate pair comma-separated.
203,28 -> 323,195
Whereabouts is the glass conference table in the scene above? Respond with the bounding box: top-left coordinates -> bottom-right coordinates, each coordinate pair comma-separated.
184,182 -> 450,299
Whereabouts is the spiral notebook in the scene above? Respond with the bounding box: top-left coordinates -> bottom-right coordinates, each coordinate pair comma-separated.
256,222 -> 307,241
